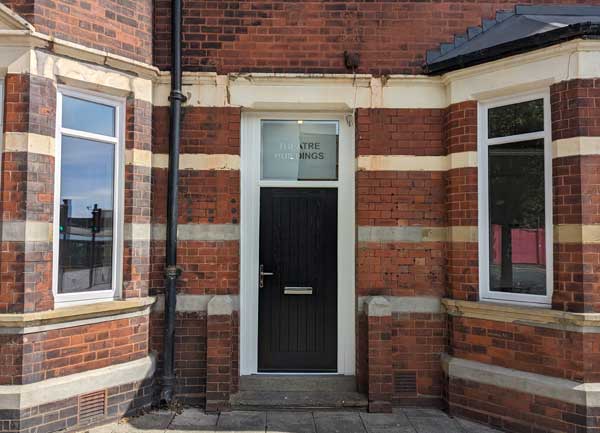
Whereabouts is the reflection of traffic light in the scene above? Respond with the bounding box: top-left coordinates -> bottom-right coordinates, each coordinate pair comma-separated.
91,204 -> 102,234
60,199 -> 70,234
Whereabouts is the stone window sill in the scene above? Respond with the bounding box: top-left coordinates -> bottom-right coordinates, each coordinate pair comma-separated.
443,298 -> 600,331
0,297 -> 155,330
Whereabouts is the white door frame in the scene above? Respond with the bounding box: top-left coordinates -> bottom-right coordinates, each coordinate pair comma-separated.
240,112 -> 356,375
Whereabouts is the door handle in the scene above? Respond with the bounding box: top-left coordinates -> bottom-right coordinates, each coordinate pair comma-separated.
259,264 -> 274,288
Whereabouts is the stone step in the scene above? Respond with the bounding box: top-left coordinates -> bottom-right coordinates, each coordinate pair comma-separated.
240,375 -> 357,392
230,391 -> 368,411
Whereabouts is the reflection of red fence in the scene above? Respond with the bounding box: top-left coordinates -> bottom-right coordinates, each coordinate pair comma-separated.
492,225 -> 545,265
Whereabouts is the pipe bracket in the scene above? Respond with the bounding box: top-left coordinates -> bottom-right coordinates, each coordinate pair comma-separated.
169,90 -> 188,103
165,265 -> 182,279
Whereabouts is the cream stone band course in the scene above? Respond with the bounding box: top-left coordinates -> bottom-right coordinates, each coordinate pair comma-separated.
553,137 -> 600,158
358,296 -> 442,314
443,298 -> 600,333
443,354 -> 600,407
0,354 -> 156,410
3,132 -> 55,156
153,294 -> 240,313
356,152 -> 477,172
554,224 -> 600,244
1,221 -> 53,242
151,153 -> 240,170
358,226 -> 478,243
125,148 -> 153,167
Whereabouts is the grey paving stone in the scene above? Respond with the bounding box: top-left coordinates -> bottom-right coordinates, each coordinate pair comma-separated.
409,417 -> 464,433
112,412 -> 175,433
456,418 -> 503,433
359,410 -> 412,428
217,411 -> 266,432
266,411 -> 315,433
367,428 -> 416,433
169,408 -> 218,431
403,409 -> 449,419
88,421 -> 120,433
313,412 -> 366,433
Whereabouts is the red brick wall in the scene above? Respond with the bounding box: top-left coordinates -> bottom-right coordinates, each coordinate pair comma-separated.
551,79 -> 600,140
446,242 -> 478,302
0,74 -> 56,313
152,107 -> 241,155
367,313 -> 393,413
153,0 -> 600,74
357,171 -> 446,227
206,312 -> 233,412
0,315 -> 149,385
150,311 -> 207,405
445,101 -> 479,302
551,79 -> 600,313
4,74 -> 56,137
357,242 -> 445,298
447,316 -> 600,382
3,0 -> 153,64
447,376 -> 598,433
0,334 -> 23,386
356,108 -> 445,156
393,312 -> 446,405
0,378 -> 154,433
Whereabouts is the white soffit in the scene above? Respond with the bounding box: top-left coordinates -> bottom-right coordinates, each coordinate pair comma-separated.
445,39 -> 600,104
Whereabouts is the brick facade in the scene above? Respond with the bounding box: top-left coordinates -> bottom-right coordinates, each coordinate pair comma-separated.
2,2 -> 600,432
445,101 -> 479,303
2,0 -> 152,64
150,312 -> 207,405
551,80 -> 600,313
0,378 -> 154,433
0,74 -> 56,314
0,315 -> 149,385
357,242 -> 446,298
551,79 -> 600,140
356,108 -> 445,157
153,0 -> 600,75
446,376 -> 599,433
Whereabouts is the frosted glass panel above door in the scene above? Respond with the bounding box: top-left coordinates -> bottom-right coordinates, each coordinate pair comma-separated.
261,120 -> 339,181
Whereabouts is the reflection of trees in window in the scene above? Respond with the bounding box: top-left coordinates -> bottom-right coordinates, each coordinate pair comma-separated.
489,140 -> 545,292
488,99 -> 544,139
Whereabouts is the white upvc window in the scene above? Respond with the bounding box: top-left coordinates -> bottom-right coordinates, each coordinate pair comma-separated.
53,87 -> 124,306
478,90 -> 553,306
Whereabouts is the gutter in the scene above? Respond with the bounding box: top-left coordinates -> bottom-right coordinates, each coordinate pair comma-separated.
424,22 -> 600,75
161,0 -> 186,404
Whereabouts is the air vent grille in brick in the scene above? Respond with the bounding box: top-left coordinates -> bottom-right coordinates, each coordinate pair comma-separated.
78,390 -> 107,424
395,372 -> 417,395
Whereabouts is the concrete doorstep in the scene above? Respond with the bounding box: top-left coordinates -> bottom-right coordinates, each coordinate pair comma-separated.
86,407 -> 504,433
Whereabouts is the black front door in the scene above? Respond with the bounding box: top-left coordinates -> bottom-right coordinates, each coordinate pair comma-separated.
258,188 -> 338,372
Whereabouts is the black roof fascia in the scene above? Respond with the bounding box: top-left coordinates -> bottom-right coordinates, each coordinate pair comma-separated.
424,22 -> 600,76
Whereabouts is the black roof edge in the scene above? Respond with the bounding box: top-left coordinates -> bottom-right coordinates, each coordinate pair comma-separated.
424,22 -> 600,76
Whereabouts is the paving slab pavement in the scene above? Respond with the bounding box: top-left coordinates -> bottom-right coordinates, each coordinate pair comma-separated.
87,408 -> 504,433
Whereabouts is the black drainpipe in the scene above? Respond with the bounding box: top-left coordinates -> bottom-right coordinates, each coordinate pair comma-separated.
161,0 -> 186,404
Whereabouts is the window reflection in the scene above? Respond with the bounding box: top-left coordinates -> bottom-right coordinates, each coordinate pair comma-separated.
488,139 -> 546,295
62,96 -> 116,137
58,136 -> 114,293
488,99 -> 544,139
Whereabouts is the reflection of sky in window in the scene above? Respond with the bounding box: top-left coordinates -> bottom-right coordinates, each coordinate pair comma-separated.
62,96 -> 115,137
60,136 -> 114,217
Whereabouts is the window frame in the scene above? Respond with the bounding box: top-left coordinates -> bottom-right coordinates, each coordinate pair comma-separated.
52,87 -> 125,307
478,90 -> 553,306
